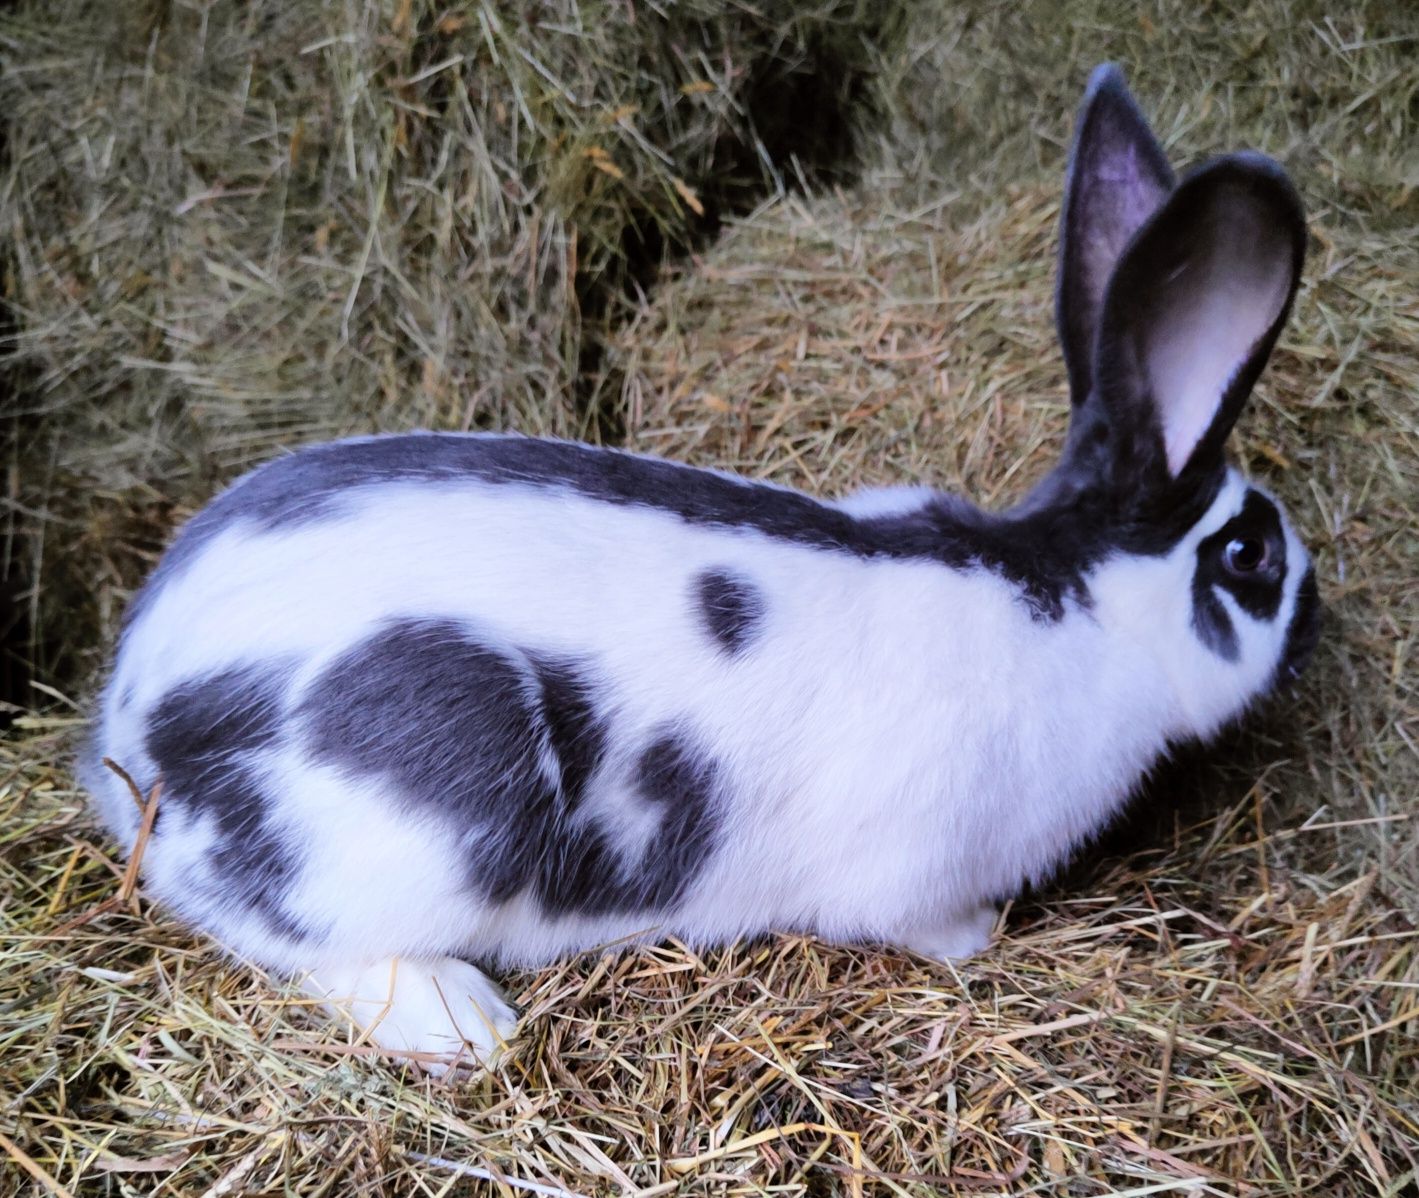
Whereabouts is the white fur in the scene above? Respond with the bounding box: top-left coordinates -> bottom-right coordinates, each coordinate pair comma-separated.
303,956 -> 518,1073
834,484 -> 940,517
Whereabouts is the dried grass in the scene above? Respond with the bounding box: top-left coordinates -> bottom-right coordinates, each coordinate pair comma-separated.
2,0 -> 1417,1194
1,0 -> 903,684
4,719 -> 1416,1194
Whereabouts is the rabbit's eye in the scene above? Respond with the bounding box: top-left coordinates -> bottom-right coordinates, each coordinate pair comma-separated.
1224,537 -> 1267,573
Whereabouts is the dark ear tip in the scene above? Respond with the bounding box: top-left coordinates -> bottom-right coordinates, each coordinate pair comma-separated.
1077,64 -> 1162,157
1084,62 -> 1128,99
1182,151 -> 1307,232
1081,63 -> 1144,120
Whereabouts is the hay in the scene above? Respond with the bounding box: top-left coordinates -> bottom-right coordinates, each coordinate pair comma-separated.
0,0 -> 905,686
2,0 -> 1418,1193
4,721 -> 1417,1193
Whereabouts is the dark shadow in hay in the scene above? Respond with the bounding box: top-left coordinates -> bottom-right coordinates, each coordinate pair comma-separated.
575,17 -> 888,445
1020,654 -> 1342,924
0,92 -> 30,721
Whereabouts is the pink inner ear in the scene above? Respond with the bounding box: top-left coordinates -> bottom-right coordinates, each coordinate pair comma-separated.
1080,145 -> 1173,312
1145,202 -> 1296,476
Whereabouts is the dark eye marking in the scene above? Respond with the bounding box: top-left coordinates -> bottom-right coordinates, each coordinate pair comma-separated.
695,568 -> 765,656
1277,566 -> 1322,683
1191,489 -> 1288,659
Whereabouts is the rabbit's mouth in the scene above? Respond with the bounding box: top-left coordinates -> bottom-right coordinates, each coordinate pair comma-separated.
1276,566 -> 1322,688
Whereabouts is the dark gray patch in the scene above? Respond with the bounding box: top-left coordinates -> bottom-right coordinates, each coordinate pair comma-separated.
300,617 -> 558,904
298,618 -> 722,917
147,667 -> 283,761
530,655 -> 609,810
618,731 -> 722,908
530,727 -> 722,917
145,666 -> 309,940
696,569 -> 764,655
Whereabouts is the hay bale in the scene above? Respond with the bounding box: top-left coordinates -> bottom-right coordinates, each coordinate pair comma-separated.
0,0 -> 906,688
877,0 -> 1419,226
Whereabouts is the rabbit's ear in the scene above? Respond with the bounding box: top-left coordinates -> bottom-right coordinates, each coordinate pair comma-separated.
1094,153 -> 1306,490
1057,64 -> 1175,404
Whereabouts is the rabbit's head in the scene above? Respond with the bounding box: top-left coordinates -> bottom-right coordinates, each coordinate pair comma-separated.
1021,65 -> 1319,737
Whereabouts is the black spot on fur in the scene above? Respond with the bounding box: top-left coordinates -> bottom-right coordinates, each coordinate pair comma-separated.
696,569 -> 764,655
300,618 -> 558,904
147,667 -> 283,761
531,655 -> 609,809
145,666 -> 307,939
299,618 -> 722,917
532,728 -> 723,917
623,731 -> 722,908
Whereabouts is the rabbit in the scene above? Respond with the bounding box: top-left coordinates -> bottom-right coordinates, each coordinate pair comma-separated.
84,64 -> 1321,1071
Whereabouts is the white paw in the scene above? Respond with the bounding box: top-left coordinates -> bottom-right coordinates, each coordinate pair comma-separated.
901,904 -> 998,962
302,956 -> 519,1074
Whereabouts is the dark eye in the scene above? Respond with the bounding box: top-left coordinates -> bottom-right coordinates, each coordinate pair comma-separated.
1224,537 -> 1267,573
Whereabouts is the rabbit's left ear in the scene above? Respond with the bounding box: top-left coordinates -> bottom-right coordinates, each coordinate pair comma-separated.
1093,152 -> 1306,488
1057,64 -> 1175,404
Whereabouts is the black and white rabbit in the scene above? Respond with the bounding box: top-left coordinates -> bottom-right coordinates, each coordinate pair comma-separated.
85,65 -> 1321,1069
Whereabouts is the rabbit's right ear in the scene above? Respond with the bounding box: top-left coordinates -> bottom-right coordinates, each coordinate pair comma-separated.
1057,64 -> 1175,404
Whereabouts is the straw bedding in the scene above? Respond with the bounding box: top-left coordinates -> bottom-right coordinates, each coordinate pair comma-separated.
1,0 -> 1415,1193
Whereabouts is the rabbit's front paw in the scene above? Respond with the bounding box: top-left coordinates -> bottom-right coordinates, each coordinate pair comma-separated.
303,955 -> 519,1074
901,904 -> 998,962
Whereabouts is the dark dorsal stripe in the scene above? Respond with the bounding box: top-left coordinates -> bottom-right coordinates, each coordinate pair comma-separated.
1190,489 -> 1288,661
128,433 -> 1137,625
